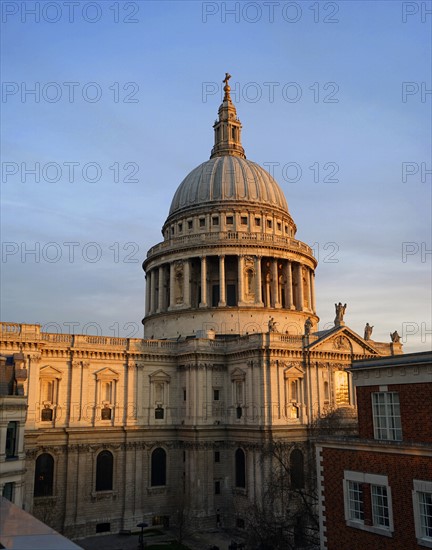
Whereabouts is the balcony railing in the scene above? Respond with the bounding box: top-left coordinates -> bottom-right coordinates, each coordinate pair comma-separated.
147,231 -> 314,258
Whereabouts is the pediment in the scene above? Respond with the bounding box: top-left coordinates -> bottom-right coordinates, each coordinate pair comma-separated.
284,365 -> 305,379
94,367 -> 119,381
231,367 -> 246,381
149,369 -> 171,383
39,365 -> 62,379
309,326 -> 380,355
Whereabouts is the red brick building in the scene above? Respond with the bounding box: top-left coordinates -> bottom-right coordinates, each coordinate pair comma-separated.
316,351 -> 432,549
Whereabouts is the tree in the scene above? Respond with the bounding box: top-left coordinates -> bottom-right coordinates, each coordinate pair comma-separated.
172,484 -> 194,546
242,439 -> 319,550
243,409 -> 356,549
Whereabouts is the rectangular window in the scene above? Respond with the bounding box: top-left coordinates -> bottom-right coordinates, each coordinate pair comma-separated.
347,480 -> 364,522
183,389 -> 186,401
241,216 -> 248,225
214,451 -> 220,463
277,222 -> 282,231
5,421 -> 18,459
267,219 -> 272,228
344,471 -> 393,535
187,220 -> 193,229
419,492 -> 432,539
413,480 -> 432,545
255,217 -> 261,226
214,480 -> 221,495
212,216 -> 219,225
199,218 -> 206,227
2,482 -> 14,502
178,223 -> 182,232
155,407 -> 164,419
372,485 -> 390,528
214,389 -> 220,401
372,392 -> 402,441
226,216 -> 234,225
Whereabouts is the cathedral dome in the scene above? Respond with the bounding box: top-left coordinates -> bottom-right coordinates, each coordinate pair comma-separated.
169,156 -> 289,217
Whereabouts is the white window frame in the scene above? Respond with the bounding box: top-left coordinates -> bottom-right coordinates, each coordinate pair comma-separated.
343,471 -> 393,537
372,392 -> 402,441
346,479 -> 364,523
413,480 -> 432,548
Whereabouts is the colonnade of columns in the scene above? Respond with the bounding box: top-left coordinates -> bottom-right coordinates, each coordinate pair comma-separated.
145,254 -> 316,316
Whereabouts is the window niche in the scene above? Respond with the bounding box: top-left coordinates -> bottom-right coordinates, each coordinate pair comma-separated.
95,368 -> 119,422
149,370 -> 171,421
284,365 -> 304,420
39,366 -> 62,423
231,368 -> 246,420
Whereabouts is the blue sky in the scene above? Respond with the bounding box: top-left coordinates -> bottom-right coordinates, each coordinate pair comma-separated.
1,0 -> 431,351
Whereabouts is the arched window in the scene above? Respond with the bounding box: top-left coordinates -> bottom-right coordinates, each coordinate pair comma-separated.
151,448 -> 166,486
96,450 -> 113,492
235,448 -> 246,488
34,453 -> 54,497
290,449 -> 305,490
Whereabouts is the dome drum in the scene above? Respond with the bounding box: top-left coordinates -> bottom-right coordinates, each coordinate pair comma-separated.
144,250 -> 318,339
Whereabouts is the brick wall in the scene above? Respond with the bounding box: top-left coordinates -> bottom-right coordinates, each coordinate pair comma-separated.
320,446 -> 431,550
356,383 -> 432,442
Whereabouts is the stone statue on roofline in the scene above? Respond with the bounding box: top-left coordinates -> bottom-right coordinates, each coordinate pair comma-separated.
390,330 -> 401,343
334,302 -> 347,327
304,317 -> 313,336
364,323 -> 373,340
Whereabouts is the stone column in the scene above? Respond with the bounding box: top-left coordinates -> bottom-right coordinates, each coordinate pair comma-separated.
238,255 -> 244,305
218,255 -> 226,306
285,261 -> 294,310
169,262 -> 175,309
157,265 -> 164,312
149,270 -> 156,314
265,269 -> 271,308
296,263 -> 304,311
310,271 -> 316,313
145,274 -> 150,316
255,256 -> 263,305
271,259 -> 281,308
307,269 -> 313,312
199,256 -> 207,307
184,259 -> 191,307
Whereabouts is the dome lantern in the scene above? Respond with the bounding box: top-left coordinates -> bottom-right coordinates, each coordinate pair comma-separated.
210,73 -> 246,160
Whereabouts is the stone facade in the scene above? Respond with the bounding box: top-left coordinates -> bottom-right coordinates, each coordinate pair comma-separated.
0,353 -> 27,507
0,76 -> 402,540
